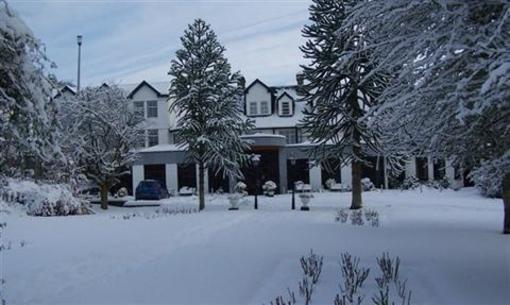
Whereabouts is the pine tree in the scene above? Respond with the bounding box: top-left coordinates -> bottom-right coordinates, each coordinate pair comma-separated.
346,0 -> 510,233
0,0 -> 60,177
300,0 -> 387,209
59,85 -> 143,210
168,19 -> 252,211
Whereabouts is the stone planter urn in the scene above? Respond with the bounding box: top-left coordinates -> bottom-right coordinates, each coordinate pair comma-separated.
299,193 -> 313,211
227,194 -> 242,210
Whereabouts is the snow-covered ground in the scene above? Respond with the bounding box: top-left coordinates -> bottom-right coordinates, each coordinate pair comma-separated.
2,188 -> 509,305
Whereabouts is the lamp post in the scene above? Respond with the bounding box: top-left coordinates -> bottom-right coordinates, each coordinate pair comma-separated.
251,154 -> 261,210
76,35 -> 83,92
290,156 -> 296,210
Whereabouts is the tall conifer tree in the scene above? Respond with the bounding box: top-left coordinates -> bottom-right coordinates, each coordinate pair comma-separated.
300,0 -> 386,209
169,19 -> 252,211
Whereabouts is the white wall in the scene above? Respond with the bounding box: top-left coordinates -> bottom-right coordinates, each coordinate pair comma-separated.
132,165 -> 144,191
130,85 -> 170,145
165,163 -> 178,195
309,164 -> 322,191
341,164 -> 352,187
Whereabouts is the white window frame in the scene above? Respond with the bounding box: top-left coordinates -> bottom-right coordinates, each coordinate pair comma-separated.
134,101 -> 145,119
249,101 -> 258,115
147,100 -> 158,118
260,101 -> 270,115
280,101 -> 291,116
147,129 -> 159,147
276,128 -> 296,144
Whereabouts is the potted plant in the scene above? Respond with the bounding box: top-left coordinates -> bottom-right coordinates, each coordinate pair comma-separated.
228,182 -> 247,210
298,193 -> 313,211
262,180 -> 277,197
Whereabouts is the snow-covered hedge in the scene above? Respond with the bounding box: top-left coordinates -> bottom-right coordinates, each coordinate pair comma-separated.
3,179 -> 93,216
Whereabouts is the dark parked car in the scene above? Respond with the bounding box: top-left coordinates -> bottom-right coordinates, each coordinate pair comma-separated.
135,180 -> 170,200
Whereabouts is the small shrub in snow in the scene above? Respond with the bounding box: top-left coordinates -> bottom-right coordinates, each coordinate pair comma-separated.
350,210 -> 364,226
336,252 -> 370,305
361,178 -> 375,191
326,178 -> 337,190
262,180 -> 276,193
373,253 -> 412,305
400,176 -> 420,190
336,208 -> 349,223
337,209 -> 380,228
116,187 -> 128,198
300,249 -> 323,285
364,209 -> 380,227
298,249 -> 323,305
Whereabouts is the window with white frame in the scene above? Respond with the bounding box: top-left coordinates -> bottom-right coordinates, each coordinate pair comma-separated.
260,101 -> 270,115
276,128 -> 296,144
249,101 -> 257,115
134,101 -> 144,119
280,101 -> 291,116
147,100 -> 158,118
148,129 -> 159,147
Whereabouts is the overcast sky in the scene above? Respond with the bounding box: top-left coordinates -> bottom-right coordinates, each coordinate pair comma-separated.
9,0 -> 311,87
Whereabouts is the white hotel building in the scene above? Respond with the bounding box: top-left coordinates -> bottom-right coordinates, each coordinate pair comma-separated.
59,77 -> 466,195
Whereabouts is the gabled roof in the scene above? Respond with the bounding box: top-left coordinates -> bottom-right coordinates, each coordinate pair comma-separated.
276,91 -> 294,102
126,80 -> 169,99
245,78 -> 272,93
53,85 -> 76,98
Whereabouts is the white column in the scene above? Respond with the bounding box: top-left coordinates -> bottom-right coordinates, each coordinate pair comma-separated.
309,163 -> 322,191
132,165 -> 144,192
427,156 -> 434,181
165,163 -> 178,195
341,163 -> 352,187
195,164 -> 209,194
405,157 -> 416,178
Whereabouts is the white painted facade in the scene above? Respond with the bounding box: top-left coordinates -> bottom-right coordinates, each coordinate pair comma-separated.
106,79 -> 464,195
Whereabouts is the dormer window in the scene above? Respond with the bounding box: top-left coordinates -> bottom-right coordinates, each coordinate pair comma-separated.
281,101 -> 291,116
277,92 -> 294,116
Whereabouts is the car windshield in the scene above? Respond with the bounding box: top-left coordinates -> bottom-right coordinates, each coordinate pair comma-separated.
140,181 -> 160,189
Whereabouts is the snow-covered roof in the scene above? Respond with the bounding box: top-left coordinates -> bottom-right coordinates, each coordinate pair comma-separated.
138,144 -> 186,153
118,80 -> 170,98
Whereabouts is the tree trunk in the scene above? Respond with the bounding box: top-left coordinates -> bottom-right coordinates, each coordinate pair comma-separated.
198,162 -> 205,211
100,183 -> 109,210
351,159 -> 363,209
503,173 -> 510,234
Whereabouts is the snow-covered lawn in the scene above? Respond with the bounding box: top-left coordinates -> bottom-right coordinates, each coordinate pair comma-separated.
2,188 -> 509,305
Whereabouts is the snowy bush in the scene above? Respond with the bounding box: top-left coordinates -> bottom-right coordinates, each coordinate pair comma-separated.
400,176 -> 420,191
116,187 -> 128,198
373,253 -> 412,305
5,179 -> 92,216
263,180 -> 277,196
335,252 -> 370,305
300,249 -> 323,285
351,210 -> 364,226
234,182 -> 247,194
325,178 -> 337,190
364,209 -> 380,227
336,208 -> 349,223
298,250 -> 324,305
361,178 -> 375,191
471,155 -> 510,198
336,209 -> 380,227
